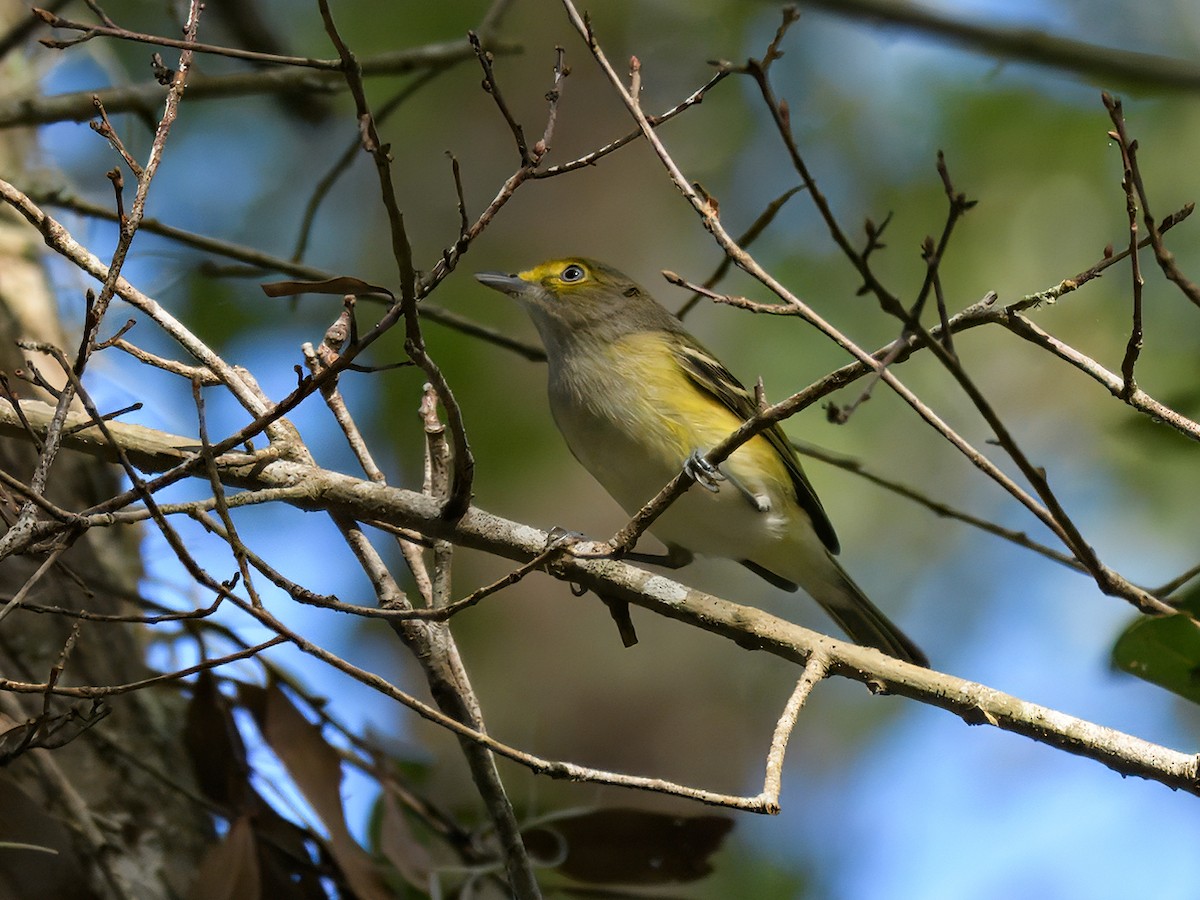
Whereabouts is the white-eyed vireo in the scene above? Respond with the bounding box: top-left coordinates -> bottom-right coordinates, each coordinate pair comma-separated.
476,258 -> 927,666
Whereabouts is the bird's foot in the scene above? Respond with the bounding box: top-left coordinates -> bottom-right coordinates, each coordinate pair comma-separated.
544,529 -> 638,646
685,449 -> 725,493
545,526 -> 587,550
545,527 -> 615,559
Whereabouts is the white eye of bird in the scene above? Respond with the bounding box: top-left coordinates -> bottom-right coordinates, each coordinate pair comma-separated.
560,264 -> 586,283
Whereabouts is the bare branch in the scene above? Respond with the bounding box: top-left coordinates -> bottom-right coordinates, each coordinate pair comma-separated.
35,6 -> 353,69
1,397 -> 1197,799
0,39 -> 516,127
1104,92 -> 1200,314
797,0 -> 1200,92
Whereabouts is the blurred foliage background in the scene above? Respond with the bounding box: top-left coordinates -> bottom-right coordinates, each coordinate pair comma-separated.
14,0 -> 1200,895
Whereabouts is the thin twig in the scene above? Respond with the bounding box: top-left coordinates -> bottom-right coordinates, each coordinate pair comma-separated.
470,30 -> 532,164
416,34 -> 570,293
0,547 -> 67,625
317,0 -> 474,520
89,96 -> 143,177
105,337 -> 222,384
0,0 -> 68,56
533,68 -> 728,179
676,185 -> 803,318
35,7 -> 342,67
291,66 -> 451,262
31,187 -> 545,360
791,440 -> 1085,572
302,306 -> 387,484
1153,562 -> 1200,599
997,312 -> 1200,443
0,637 -> 287,697
316,5 -> 535,893
759,652 -> 829,812
1103,94 -> 1145,397
0,1 -> 205,569
193,378 -> 260,608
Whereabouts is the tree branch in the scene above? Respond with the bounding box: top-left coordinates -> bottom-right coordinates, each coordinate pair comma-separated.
2,396 -> 1197,799
797,0 -> 1200,92
0,38 -> 518,127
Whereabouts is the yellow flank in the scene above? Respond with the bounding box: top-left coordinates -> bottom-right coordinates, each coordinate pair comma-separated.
607,331 -> 795,501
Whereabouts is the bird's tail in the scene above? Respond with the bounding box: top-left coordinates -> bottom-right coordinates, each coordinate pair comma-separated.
816,575 -> 927,666
788,551 -> 928,667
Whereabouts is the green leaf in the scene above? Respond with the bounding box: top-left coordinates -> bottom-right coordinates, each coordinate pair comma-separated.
1113,583 -> 1200,703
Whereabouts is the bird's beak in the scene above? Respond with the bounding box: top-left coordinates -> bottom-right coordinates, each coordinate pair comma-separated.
474,271 -> 529,297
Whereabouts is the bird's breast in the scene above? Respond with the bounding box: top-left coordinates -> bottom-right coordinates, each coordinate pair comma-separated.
546,333 -> 801,557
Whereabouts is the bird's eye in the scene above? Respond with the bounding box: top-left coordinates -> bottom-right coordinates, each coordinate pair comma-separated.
560,264 -> 586,283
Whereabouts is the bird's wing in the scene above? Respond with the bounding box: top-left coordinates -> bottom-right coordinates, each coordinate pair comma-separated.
674,340 -> 841,554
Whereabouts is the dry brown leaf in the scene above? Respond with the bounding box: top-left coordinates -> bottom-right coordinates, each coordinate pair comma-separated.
377,790 -> 433,889
183,672 -> 252,812
188,816 -> 260,900
524,807 -> 733,885
241,681 -> 391,900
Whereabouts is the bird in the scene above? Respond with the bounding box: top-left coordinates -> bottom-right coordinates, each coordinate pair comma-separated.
475,257 -> 927,666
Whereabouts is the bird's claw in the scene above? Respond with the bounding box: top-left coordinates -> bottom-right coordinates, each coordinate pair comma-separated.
545,526 -> 588,551
685,449 -> 725,493
545,527 -> 615,559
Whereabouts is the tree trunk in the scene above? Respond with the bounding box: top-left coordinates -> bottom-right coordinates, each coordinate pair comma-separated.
0,3 -> 208,896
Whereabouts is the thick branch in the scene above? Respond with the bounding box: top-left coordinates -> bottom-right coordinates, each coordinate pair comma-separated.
2,397 -> 1197,798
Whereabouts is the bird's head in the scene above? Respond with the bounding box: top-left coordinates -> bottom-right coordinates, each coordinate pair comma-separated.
475,258 -> 679,346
